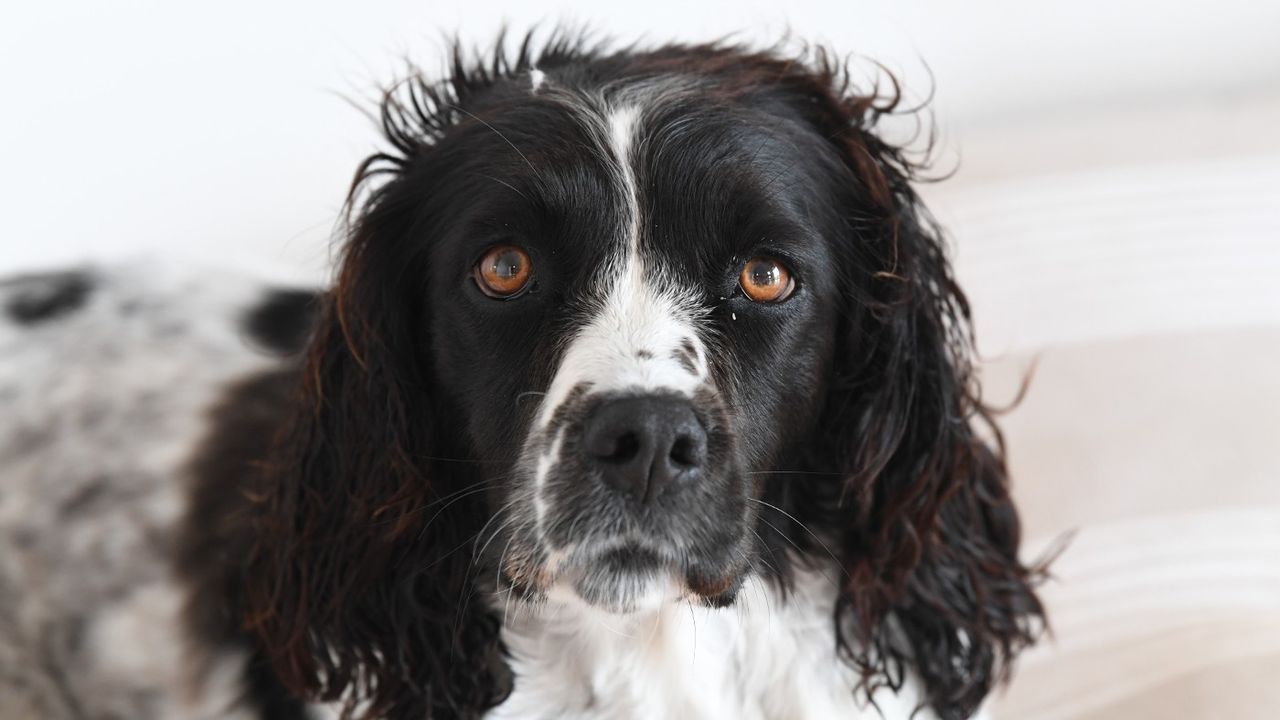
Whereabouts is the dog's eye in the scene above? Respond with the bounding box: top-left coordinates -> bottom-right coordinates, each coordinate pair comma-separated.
738,256 -> 795,303
475,245 -> 533,298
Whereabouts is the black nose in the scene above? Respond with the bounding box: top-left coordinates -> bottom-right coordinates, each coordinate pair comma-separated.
582,396 -> 707,504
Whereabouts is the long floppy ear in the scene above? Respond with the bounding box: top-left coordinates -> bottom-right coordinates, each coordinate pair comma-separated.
240,190 -> 505,718
785,52 -> 1048,718
238,68 -> 526,718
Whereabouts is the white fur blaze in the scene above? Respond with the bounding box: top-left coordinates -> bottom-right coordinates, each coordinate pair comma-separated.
536,104 -> 709,431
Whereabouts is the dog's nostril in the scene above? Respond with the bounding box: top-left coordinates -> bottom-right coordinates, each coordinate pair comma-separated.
585,422 -> 643,463
605,432 -> 640,463
669,435 -> 699,468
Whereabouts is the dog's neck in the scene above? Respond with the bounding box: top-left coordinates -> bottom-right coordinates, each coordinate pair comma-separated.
487,567 -> 932,720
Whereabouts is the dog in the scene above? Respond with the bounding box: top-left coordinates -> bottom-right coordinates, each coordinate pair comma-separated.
0,32 -> 1045,720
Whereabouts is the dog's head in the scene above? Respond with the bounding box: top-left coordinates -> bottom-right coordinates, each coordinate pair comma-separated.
424,61 -> 859,614
243,34 -> 1045,719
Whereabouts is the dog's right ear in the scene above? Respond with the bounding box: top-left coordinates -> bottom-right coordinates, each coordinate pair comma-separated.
240,174 -> 507,718
238,62 -> 532,718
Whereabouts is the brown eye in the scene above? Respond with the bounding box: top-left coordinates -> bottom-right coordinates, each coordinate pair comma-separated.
738,256 -> 795,303
475,245 -> 533,298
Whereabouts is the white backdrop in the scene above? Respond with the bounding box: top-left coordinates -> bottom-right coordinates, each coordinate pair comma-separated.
2,1 -> 1278,288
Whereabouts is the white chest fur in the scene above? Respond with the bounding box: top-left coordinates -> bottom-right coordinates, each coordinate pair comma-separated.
488,569 -> 937,720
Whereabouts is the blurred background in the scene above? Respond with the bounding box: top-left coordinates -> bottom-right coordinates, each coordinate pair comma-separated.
2,1 -> 1277,717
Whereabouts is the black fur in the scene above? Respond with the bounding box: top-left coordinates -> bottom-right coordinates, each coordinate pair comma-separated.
241,289 -> 321,355
178,369 -> 311,720
3,271 -> 94,325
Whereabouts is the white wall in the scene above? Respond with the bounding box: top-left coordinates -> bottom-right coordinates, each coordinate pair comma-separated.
2,0 -> 1278,348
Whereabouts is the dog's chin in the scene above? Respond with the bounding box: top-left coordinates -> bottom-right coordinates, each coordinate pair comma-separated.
548,545 -> 673,614
544,544 -> 743,614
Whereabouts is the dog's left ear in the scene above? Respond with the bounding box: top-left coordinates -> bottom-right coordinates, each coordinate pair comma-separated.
775,52 -> 1048,718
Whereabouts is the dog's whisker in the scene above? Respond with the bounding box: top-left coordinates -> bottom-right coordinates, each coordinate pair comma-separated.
750,514 -> 842,594
410,482 -> 501,541
449,104 -> 543,182
400,480 -> 499,520
515,390 -> 547,404
745,527 -> 780,620
472,503 -> 523,565
409,454 -> 506,465
497,531 -> 522,628
747,497 -> 850,581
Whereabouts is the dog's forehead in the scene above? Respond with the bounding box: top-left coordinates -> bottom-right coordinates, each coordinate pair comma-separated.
482,73 -> 821,266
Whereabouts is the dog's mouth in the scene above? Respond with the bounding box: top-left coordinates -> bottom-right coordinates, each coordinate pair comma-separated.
502,540 -> 747,614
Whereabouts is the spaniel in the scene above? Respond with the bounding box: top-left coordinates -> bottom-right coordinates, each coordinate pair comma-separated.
0,32 -> 1045,720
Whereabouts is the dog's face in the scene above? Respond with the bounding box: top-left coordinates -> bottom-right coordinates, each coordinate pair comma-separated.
241,40 -> 1045,719
423,80 -> 844,612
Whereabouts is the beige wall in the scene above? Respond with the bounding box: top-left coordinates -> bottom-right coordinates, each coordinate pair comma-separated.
937,102 -> 1280,718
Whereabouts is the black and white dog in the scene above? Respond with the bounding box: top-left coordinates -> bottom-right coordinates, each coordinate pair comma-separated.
0,33 -> 1045,720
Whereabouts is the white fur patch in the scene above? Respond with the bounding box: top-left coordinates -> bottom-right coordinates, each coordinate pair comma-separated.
530,69 -> 546,92
525,101 -> 715,602
535,262 -> 708,430
532,432 -> 564,538
606,105 -> 641,247
535,103 -> 709,432
489,566 -> 938,720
